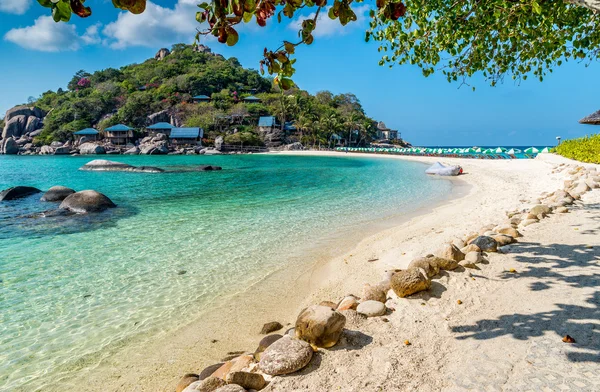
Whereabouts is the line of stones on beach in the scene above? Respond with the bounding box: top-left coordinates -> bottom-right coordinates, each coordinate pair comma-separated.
174,161 -> 599,392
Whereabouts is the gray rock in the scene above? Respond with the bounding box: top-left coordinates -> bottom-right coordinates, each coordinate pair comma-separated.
24,116 -> 41,134
80,160 -> 135,171
215,136 -> 224,151
254,334 -> 283,361
199,363 -> 225,381
408,257 -> 440,278
1,137 -> 19,154
54,146 -> 70,155
0,186 -> 41,201
140,143 -> 168,155
461,251 -> 482,267
131,166 -> 164,173
124,147 -> 139,155
259,335 -> 313,376
470,236 -> 498,252
40,145 -> 55,155
59,190 -> 116,213
79,143 -> 106,155
356,300 -> 386,317
2,114 -> 28,139
41,186 -> 76,202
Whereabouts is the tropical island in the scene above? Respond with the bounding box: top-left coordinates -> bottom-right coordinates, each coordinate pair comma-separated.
0,44 -> 407,156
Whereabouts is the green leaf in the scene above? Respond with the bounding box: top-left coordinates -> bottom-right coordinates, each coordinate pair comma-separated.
284,41 -> 295,54
225,28 -> 239,46
52,0 -> 72,22
532,1 -> 541,15
37,0 -> 53,8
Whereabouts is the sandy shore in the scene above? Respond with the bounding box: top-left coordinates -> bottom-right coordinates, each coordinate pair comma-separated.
49,152 -> 598,391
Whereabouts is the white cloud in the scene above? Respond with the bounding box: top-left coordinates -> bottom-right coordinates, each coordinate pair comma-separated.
4,16 -> 82,52
82,23 -> 102,45
103,0 -> 200,49
0,0 -> 31,15
288,5 -> 369,38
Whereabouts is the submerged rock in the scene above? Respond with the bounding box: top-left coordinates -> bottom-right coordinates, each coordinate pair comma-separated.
40,186 -> 76,202
295,305 -> 346,348
0,186 -> 41,201
259,335 -> 313,376
197,165 -> 223,171
59,190 -> 116,213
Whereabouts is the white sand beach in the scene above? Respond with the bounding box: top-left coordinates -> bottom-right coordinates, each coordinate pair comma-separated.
56,152 -> 600,391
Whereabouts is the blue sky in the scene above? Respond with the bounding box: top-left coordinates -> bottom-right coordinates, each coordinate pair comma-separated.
0,0 -> 599,146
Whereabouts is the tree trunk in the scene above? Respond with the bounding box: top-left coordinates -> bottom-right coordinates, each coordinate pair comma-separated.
567,0 -> 600,12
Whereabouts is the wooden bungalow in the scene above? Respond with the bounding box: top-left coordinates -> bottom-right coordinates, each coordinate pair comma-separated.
376,121 -> 400,141
73,128 -> 99,142
192,95 -> 211,103
147,122 -> 175,137
104,124 -> 134,145
169,127 -> 204,146
243,95 -> 261,103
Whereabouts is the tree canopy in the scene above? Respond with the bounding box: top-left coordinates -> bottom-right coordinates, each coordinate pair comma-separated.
37,0 -> 600,88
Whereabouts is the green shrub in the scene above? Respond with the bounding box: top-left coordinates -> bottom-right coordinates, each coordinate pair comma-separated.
553,133 -> 600,163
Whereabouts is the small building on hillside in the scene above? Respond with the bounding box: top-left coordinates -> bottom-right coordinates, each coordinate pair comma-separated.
258,116 -> 277,133
243,95 -> 261,103
192,95 -> 211,103
376,121 -> 400,141
74,128 -> 99,142
147,122 -> 175,137
104,124 -> 134,145
169,127 -> 204,146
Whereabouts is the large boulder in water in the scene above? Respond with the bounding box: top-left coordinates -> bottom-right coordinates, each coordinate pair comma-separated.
0,186 -> 41,201
79,143 -> 106,155
197,165 -> 222,171
2,115 -> 28,139
59,190 -> 116,213
41,186 -> 76,202
80,159 -> 134,171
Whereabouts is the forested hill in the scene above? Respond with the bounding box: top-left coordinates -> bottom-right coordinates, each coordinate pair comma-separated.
1,43 -> 380,147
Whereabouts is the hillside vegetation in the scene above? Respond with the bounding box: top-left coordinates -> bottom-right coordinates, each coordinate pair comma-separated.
11,44 -> 379,147
553,134 -> 600,164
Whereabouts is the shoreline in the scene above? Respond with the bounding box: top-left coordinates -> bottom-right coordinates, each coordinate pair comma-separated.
22,152 -> 567,391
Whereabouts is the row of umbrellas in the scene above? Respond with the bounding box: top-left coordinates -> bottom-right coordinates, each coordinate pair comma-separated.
335,147 -> 550,155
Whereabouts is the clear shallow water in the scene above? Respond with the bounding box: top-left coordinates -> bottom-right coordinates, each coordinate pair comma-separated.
0,154 -> 451,390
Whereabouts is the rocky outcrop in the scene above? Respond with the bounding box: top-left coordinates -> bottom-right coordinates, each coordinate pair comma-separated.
1,137 -> 19,154
79,143 -> 106,155
214,136 -> 224,151
390,268 -> 431,298
155,48 -> 170,61
59,190 -> 116,213
140,141 -> 168,155
147,109 -> 172,124
259,335 -> 313,376
41,186 -> 76,202
295,305 -> 346,348
0,186 -> 41,201
2,115 -> 28,139
2,106 -> 45,139
284,142 -> 303,151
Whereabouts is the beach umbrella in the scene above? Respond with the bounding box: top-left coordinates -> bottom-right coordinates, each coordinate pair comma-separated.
474,148 -> 482,153
507,148 -> 515,155
541,147 -> 550,153
495,147 -> 507,153
524,147 -> 539,154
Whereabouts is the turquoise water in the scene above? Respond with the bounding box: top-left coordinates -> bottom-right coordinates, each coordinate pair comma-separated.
0,154 -> 452,390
